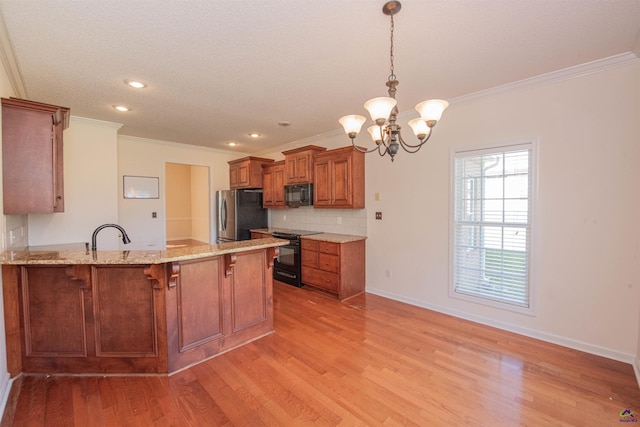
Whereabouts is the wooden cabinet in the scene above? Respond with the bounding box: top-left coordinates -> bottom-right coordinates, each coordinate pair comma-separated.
282,145 -> 326,184
313,146 -> 365,209
165,250 -> 274,372
228,156 -> 274,189
251,231 -> 271,239
262,161 -> 286,208
301,237 -> 366,300
2,97 -> 70,214
1,247 -> 278,375
7,264 -> 167,374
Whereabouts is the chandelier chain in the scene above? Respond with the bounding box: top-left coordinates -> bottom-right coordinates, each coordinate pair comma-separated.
388,12 -> 396,83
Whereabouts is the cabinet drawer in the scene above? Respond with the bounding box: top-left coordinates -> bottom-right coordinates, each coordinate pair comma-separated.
302,267 -> 339,292
317,253 -> 339,273
318,241 -> 339,255
301,239 -> 318,251
301,250 -> 318,268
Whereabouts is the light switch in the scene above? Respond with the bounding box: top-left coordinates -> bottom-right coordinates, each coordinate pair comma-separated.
375,212 -> 382,220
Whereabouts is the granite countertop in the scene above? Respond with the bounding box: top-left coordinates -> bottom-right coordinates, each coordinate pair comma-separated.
0,238 -> 289,265
300,233 -> 366,243
251,228 -> 366,244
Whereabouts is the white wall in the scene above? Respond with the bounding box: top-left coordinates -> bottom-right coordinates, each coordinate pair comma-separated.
261,61 -> 640,363
190,165 -> 210,243
28,117 -> 122,248
370,63 -> 640,361
117,135 -> 238,249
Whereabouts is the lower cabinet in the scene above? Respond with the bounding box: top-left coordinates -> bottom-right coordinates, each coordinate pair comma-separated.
301,238 -> 365,300
166,250 -> 273,372
12,264 -> 167,374
2,248 -> 276,375
251,231 -> 271,240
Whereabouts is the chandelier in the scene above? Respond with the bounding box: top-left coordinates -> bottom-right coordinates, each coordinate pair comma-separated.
339,1 -> 449,162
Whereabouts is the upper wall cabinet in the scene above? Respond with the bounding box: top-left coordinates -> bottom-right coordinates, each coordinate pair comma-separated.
2,97 -> 70,214
262,160 -> 286,208
228,156 -> 274,189
282,145 -> 326,185
313,146 -> 365,209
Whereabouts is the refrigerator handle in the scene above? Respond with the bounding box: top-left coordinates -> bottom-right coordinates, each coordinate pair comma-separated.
222,198 -> 227,231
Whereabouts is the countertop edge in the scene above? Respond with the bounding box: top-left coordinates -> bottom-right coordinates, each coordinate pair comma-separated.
0,238 -> 289,265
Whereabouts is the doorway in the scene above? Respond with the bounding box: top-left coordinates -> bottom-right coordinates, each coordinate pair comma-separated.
165,163 -> 210,247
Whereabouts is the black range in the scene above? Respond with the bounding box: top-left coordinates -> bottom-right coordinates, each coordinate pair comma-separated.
271,229 -> 322,287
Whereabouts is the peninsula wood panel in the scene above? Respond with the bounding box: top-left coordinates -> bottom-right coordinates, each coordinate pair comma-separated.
22,266 -> 86,356
176,257 -> 224,352
1,245 -> 278,376
230,250 -> 268,332
92,266 -> 158,357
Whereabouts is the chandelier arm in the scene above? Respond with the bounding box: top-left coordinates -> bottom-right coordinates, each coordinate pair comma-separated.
397,131 -> 432,150
350,137 -> 388,154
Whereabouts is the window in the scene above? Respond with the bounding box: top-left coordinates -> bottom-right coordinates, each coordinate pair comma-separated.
451,142 -> 534,312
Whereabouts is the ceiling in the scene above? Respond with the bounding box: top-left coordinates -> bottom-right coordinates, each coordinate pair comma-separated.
0,0 -> 638,154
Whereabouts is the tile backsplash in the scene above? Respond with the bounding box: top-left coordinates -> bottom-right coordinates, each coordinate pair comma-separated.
269,207 -> 367,237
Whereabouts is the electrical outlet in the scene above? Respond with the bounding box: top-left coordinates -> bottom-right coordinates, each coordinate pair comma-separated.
152,212 -> 157,218
375,212 -> 383,220
337,217 -> 342,224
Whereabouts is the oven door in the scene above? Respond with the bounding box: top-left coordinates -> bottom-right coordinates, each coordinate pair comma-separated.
272,235 -> 303,287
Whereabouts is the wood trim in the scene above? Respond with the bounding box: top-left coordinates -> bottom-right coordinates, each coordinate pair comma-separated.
224,253 -> 236,277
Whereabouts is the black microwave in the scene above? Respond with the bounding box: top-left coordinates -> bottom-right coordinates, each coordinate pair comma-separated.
284,183 -> 313,207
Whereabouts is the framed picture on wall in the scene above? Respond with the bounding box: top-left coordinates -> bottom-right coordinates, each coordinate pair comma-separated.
123,175 -> 159,199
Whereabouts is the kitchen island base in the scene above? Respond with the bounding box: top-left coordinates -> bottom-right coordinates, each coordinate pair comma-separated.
2,244 -> 281,376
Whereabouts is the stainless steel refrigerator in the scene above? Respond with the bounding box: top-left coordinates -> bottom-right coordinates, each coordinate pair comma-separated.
216,189 -> 267,242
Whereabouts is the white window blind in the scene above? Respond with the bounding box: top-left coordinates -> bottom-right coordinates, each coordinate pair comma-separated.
453,144 -> 532,308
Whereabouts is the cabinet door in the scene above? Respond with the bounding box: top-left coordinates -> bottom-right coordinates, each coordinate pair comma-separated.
2,108 -> 56,214
331,155 -> 353,207
286,154 -> 310,183
52,122 -> 64,212
2,98 -> 68,214
21,266 -> 87,357
294,155 -> 310,182
229,164 -> 239,188
236,161 -> 250,187
262,166 -> 274,207
175,258 -> 224,352
273,163 -> 285,206
313,158 -> 332,206
285,157 -> 298,183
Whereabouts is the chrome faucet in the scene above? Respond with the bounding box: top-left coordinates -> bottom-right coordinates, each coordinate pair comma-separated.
91,224 -> 131,251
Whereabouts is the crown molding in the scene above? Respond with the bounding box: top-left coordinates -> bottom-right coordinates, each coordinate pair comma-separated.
0,12 -> 25,98
70,115 -> 123,129
449,52 -> 640,105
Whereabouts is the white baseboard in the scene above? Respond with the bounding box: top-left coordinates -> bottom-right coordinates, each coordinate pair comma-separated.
366,287 -> 635,365
634,358 -> 640,390
0,372 -> 13,420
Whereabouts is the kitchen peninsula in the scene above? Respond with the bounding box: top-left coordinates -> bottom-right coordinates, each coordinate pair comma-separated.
0,238 -> 287,376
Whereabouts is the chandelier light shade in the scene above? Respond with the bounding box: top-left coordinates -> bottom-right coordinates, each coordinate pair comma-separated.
339,1 -> 449,162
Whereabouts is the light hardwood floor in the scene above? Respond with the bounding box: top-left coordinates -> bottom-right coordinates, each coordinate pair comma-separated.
2,281 -> 639,426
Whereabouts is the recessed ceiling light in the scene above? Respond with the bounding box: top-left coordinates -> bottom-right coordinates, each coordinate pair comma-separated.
226,142 -> 238,147
126,80 -> 146,89
248,133 -> 261,138
113,105 -> 130,112
278,121 -> 291,127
